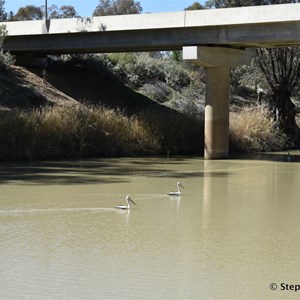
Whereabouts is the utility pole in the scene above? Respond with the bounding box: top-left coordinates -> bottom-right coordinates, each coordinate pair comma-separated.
45,0 -> 48,19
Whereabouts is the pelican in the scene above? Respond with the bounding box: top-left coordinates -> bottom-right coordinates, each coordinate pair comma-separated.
168,182 -> 185,196
115,196 -> 137,210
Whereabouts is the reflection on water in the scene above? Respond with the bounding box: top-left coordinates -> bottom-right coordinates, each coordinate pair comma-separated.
1,156 -> 300,299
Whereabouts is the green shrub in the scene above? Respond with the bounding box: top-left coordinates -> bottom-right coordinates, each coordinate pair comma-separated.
24,52 -> 203,92
104,53 -> 196,89
0,24 -> 15,67
140,81 -> 171,103
0,50 -> 14,66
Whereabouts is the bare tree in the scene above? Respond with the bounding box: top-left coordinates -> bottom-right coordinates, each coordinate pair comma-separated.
256,48 -> 300,136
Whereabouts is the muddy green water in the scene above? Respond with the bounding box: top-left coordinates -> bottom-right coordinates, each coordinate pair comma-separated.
1,157 -> 300,299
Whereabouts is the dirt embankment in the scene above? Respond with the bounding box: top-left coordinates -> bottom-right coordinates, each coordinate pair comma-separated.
0,65 -> 78,110
0,63 -> 168,114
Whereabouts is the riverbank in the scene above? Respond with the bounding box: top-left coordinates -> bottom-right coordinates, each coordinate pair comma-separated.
0,57 -> 291,161
0,61 -> 203,160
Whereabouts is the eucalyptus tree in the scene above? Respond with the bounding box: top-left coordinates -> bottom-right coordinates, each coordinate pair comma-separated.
204,0 -> 297,8
12,4 -> 78,20
0,23 -> 6,46
0,0 -> 7,21
13,5 -> 43,20
93,0 -> 142,16
185,2 -> 205,10
48,5 -> 79,19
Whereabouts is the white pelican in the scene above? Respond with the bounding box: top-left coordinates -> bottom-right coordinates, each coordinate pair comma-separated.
115,196 -> 137,210
168,182 -> 185,196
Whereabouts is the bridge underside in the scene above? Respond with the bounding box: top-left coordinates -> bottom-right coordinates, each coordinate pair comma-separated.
3,22 -> 300,56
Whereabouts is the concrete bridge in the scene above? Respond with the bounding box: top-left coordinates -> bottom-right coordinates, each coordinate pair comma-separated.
2,3 -> 300,159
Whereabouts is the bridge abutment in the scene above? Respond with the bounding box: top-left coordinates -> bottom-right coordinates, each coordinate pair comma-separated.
183,46 -> 251,159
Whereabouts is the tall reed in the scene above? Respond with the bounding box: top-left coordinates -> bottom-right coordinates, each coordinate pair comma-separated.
0,106 -> 157,160
0,105 -> 203,161
229,107 -> 290,152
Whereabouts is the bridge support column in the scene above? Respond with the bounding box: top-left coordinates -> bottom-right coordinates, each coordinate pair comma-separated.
205,67 -> 230,159
183,46 -> 251,159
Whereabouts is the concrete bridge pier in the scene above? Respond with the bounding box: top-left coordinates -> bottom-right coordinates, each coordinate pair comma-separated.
205,66 -> 230,159
183,46 -> 251,159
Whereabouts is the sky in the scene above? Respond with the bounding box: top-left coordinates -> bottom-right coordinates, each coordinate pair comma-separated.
4,1 -> 206,17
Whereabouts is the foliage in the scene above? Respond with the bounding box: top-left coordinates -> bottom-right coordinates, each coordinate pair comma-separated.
185,2 -> 205,10
48,5 -> 79,19
140,81 -> 171,103
57,52 -> 205,108
231,58 -> 266,92
11,4 -> 78,20
169,51 -> 182,62
93,0 -> 142,16
0,0 -> 7,21
13,5 -> 43,21
102,52 -> 200,89
0,24 -> 14,67
230,107 -> 290,152
0,23 -> 6,43
0,49 -> 14,66
204,0 -> 298,8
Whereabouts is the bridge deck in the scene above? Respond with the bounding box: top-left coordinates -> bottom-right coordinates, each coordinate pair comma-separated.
2,3 -> 300,55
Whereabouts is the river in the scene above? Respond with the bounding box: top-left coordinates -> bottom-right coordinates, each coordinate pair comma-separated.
0,155 -> 300,299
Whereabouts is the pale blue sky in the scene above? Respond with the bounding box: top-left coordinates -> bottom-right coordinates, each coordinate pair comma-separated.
5,1 -> 206,17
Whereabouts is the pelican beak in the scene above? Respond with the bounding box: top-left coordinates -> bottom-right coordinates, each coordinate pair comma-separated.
129,197 -> 137,206
179,183 -> 185,189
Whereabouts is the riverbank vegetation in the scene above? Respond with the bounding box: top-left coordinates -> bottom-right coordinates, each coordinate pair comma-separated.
0,105 -> 203,161
0,53 -> 291,161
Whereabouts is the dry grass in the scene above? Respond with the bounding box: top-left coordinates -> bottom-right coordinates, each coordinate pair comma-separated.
230,107 -> 290,152
0,104 -> 291,160
0,105 -> 203,161
0,105 -> 160,160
